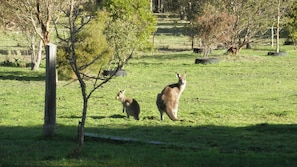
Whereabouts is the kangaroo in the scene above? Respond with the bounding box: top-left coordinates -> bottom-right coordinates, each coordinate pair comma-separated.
116,89 -> 140,120
156,72 -> 186,121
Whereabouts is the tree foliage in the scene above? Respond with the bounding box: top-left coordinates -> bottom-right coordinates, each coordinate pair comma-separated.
103,0 -> 156,65
287,1 -> 297,48
57,11 -> 113,80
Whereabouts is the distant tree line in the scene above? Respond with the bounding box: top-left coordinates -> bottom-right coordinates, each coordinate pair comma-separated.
151,0 -> 296,55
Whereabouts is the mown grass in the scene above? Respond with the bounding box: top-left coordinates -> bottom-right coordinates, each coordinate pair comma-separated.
1,44 -> 297,166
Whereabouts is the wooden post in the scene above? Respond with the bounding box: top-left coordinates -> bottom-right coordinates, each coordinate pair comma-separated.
43,43 -> 57,137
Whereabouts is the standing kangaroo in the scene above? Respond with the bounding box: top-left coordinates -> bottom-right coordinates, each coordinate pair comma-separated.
116,90 -> 140,120
156,72 -> 186,121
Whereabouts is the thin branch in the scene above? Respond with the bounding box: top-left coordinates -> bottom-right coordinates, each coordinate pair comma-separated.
62,77 -> 77,86
86,49 -> 134,100
53,17 -> 68,43
80,72 -> 106,81
93,67 -> 103,88
30,12 -> 44,41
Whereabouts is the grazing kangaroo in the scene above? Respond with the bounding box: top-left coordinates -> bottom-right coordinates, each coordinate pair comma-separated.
156,72 -> 186,121
116,90 -> 140,120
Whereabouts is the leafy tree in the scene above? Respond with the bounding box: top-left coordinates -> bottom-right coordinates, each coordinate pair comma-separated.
287,1 -> 297,48
103,0 -> 156,66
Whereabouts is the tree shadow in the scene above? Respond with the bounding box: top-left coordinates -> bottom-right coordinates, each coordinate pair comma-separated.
156,27 -> 191,36
157,48 -> 192,52
142,53 -> 195,61
85,123 -> 297,155
1,123 -> 297,166
0,70 -> 45,81
90,114 -> 126,120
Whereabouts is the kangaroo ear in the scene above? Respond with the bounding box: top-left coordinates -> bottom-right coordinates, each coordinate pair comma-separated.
176,72 -> 180,78
122,89 -> 126,93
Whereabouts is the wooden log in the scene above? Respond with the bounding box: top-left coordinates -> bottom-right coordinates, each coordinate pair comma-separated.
84,132 -> 165,145
84,132 -> 201,151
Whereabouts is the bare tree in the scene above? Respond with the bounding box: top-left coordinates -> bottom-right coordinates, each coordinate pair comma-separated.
223,0 -> 274,53
193,5 -> 235,57
0,0 -> 63,70
272,0 -> 295,53
55,0 -> 133,152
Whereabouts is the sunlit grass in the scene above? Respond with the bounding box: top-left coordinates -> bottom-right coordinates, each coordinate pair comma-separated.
1,42 -> 297,166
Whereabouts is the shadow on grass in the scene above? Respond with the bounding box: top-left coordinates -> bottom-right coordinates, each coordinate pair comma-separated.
1,123 -> 297,166
0,69 -> 45,81
89,114 -> 126,119
142,53 -> 195,61
157,48 -> 192,52
156,27 -> 191,36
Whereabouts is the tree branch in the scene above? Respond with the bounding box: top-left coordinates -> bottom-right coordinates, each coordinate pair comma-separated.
86,49 -> 134,100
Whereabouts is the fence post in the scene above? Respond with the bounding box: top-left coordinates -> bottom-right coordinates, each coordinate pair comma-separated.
43,43 -> 57,137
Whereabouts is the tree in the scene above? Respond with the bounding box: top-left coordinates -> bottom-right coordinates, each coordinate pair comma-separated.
193,5 -> 235,57
270,0 -> 295,52
160,0 -> 228,49
222,0 -> 275,53
103,0 -> 157,64
55,0 -> 156,152
287,1 -> 297,49
223,0 -> 294,54
0,0 -> 63,70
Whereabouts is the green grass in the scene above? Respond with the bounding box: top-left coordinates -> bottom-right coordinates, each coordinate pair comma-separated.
1,45 -> 297,166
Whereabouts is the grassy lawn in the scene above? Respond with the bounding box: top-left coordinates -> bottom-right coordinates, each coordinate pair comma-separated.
1,43 -> 297,166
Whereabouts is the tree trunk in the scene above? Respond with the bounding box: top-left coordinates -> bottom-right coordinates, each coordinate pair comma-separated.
76,79 -> 88,152
271,25 -> 274,48
276,0 -> 280,53
246,42 -> 251,49
32,40 -> 43,71
30,34 -> 36,70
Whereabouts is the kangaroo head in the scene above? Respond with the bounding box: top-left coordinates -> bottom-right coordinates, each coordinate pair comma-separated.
176,72 -> 186,86
116,89 -> 126,100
